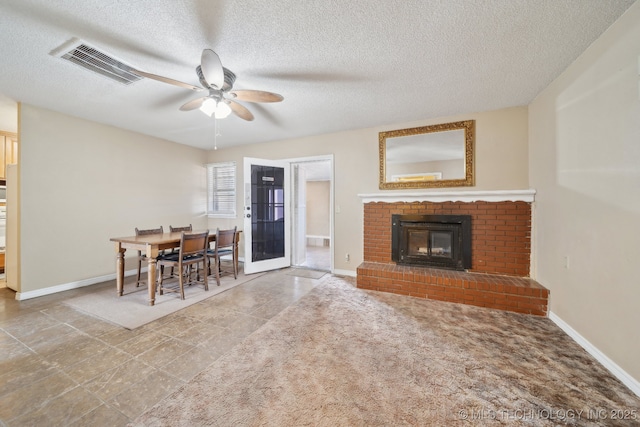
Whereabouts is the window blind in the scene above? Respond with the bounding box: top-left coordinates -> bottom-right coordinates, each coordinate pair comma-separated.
206,161 -> 236,217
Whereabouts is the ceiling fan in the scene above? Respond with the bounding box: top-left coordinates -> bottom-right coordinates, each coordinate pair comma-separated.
131,49 -> 283,121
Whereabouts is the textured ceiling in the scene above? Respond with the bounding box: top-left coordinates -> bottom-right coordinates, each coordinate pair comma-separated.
0,0 -> 635,150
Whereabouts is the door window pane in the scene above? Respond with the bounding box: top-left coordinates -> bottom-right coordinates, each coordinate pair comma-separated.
251,165 -> 285,262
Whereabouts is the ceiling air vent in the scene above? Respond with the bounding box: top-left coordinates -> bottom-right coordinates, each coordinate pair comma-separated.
51,38 -> 142,85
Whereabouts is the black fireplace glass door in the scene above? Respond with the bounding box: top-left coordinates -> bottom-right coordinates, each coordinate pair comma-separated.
392,214 -> 471,270
406,229 -> 453,259
430,231 -> 453,258
407,230 -> 430,257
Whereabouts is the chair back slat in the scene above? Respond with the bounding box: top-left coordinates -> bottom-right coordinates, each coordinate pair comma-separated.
135,226 -> 163,236
170,224 -> 193,233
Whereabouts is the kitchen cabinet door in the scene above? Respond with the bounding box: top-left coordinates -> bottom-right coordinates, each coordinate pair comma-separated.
0,131 -> 18,179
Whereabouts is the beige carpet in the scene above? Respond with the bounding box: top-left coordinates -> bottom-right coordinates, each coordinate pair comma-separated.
64,271 -> 263,329
133,277 -> 640,426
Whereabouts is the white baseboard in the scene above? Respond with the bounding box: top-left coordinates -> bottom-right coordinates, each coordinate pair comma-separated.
333,268 -> 357,277
15,268 -> 140,301
549,311 -> 640,397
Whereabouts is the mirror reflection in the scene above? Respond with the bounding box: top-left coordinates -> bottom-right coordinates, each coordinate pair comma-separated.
379,120 -> 474,189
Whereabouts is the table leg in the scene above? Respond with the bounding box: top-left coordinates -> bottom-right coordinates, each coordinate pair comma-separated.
234,240 -> 239,276
147,258 -> 157,306
116,246 -> 125,297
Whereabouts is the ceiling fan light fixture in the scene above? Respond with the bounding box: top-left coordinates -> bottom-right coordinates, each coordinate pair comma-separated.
215,101 -> 232,119
200,98 -> 217,117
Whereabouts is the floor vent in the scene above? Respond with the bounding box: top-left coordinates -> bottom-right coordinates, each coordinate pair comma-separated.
51,38 -> 142,85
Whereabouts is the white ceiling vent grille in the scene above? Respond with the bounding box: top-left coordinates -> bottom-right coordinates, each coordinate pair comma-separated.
51,38 -> 142,85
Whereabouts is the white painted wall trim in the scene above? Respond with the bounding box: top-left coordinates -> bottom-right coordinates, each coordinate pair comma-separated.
333,268 -> 357,277
15,268 -> 140,301
358,189 -> 536,203
550,311 -> 640,397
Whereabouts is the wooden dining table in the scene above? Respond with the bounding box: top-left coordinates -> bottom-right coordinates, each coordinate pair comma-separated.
110,230 -> 241,306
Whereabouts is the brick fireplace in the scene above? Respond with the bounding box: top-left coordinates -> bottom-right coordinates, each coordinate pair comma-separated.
356,190 -> 549,315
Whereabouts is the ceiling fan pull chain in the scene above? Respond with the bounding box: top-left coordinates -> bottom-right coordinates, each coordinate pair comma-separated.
214,118 -> 218,150
214,117 -> 223,150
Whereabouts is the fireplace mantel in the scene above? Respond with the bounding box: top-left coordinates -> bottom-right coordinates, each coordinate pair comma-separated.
358,189 -> 536,204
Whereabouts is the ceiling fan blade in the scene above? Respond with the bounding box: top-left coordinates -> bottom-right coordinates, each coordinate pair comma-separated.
179,97 -> 208,111
229,90 -> 284,103
228,100 -> 254,121
130,69 -> 203,91
201,49 -> 224,90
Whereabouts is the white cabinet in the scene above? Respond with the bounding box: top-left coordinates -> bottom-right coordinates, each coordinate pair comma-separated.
0,131 -> 18,180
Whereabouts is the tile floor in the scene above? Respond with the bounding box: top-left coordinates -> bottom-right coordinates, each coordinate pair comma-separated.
0,268 -> 324,426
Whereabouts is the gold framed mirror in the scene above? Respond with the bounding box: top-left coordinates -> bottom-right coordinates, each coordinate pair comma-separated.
379,120 -> 475,189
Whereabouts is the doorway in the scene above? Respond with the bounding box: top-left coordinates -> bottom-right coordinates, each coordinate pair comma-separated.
289,156 -> 333,272
0,94 -> 18,290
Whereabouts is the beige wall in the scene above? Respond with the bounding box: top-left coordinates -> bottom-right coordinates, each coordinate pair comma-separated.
14,103 -> 528,288
306,181 -> 330,237
207,106 -> 529,272
529,2 -> 640,381
19,105 -> 208,293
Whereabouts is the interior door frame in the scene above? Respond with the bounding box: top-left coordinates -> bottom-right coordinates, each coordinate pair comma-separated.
291,164 -> 307,266
286,154 -> 334,273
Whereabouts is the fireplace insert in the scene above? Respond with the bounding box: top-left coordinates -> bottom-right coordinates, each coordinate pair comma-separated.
391,214 -> 471,270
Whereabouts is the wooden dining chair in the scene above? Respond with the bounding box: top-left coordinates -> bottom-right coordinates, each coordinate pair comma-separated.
134,226 -> 163,287
165,224 -> 193,277
157,231 -> 209,300
207,227 -> 237,286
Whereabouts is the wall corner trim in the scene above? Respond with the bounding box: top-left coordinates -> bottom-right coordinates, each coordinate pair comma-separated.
549,311 -> 640,397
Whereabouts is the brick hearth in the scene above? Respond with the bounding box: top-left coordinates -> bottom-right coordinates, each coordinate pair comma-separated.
357,262 -> 549,315
357,197 -> 549,316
